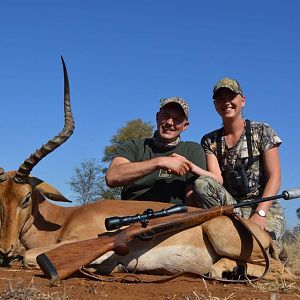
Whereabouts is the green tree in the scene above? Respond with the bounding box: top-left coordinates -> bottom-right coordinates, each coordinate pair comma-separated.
102,118 -> 153,198
293,224 -> 300,236
102,118 -> 154,163
69,119 -> 154,204
68,158 -> 106,205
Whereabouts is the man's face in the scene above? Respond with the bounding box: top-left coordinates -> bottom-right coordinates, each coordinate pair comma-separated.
156,103 -> 189,143
213,88 -> 245,120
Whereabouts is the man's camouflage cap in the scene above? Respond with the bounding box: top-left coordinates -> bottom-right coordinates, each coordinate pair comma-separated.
212,77 -> 243,99
160,96 -> 189,119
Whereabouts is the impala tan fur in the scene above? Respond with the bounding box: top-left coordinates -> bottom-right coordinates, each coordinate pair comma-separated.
0,59 -> 293,281
24,200 -> 292,281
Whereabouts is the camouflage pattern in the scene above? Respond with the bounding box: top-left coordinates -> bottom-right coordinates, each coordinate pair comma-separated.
160,97 -> 189,119
194,121 -> 285,254
201,121 -> 282,200
193,176 -> 285,254
213,77 -> 244,99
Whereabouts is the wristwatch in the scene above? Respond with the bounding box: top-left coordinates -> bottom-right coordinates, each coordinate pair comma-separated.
255,209 -> 266,217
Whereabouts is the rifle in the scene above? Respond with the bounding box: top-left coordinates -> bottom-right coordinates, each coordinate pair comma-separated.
36,189 -> 300,282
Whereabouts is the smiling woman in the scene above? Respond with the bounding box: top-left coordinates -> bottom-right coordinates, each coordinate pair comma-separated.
213,90 -> 245,126
192,77 -> 286,261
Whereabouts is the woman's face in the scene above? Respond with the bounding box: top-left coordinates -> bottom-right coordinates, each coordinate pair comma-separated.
213,88 -> 245,121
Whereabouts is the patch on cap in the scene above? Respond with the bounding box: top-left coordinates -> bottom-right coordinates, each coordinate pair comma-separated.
160,97 -> 189,119
213,77 -> 243,98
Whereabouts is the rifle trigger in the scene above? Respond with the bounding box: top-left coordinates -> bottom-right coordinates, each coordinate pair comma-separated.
136,230 -> 155,241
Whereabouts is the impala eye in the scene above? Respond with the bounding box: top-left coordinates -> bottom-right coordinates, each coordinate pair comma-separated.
21,193 -> 32,208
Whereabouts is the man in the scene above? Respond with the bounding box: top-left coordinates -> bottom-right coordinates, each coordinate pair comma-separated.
105,97 -> 218,204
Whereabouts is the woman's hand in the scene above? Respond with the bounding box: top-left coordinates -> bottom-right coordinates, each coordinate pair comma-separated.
249,213 -> 268,230
164,153 -> 192,176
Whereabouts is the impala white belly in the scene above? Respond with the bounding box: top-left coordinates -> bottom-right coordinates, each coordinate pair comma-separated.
91,226 -> 215,275
124,244 -> 214,275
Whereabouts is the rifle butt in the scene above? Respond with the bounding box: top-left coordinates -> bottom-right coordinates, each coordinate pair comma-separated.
36,236 -> 115,281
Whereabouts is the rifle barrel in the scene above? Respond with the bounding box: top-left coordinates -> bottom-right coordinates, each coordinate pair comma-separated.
234,188 -> 300,209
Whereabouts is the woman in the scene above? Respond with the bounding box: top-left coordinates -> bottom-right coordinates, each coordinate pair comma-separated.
192,77 -> 285,258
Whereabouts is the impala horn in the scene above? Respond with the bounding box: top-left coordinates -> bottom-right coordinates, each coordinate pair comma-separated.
14,57 -> 75,184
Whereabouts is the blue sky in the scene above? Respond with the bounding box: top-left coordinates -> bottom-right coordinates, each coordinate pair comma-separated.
1,1 -> 299,228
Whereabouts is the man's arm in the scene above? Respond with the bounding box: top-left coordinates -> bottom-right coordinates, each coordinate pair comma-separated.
105,155 -> 191,187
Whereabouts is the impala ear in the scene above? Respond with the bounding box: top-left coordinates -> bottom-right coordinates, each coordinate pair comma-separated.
29,177 -> 72,203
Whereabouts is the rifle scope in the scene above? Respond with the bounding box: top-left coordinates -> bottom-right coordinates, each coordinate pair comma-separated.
105,204 -> 187,231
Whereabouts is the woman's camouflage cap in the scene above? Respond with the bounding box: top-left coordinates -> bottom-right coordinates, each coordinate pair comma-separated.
160,96 -> 189,119
213,77 -> 243,99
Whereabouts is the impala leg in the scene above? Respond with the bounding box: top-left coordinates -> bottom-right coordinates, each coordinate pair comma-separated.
24,238 -> 78,268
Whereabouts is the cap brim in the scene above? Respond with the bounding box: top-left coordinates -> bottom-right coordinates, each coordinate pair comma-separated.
213,87 -> 241,99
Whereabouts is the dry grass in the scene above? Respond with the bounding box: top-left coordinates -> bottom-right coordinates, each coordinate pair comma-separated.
248,278 -> 300,296
246,234 -> 300,299
0,281 -> 70,300
183,279 -> 235,300
285,233 -> 300,276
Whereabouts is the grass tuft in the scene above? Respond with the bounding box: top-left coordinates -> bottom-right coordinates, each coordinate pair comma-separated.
0,281 -> 70,300
183,279 -> 235,300
284,232 -> 300,276
247,278 -> 300,297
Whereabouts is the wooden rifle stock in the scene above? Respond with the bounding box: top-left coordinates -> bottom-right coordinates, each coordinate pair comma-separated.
37,204 -> 235,281
37,188 -> 300,282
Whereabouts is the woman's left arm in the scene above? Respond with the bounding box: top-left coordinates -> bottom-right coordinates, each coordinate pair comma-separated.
249,145 -> 281,228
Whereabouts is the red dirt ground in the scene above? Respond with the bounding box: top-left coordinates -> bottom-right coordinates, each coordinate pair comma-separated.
0,265 -> 299,300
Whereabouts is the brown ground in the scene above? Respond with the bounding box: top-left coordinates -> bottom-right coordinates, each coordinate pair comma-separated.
0,265 -> 299,300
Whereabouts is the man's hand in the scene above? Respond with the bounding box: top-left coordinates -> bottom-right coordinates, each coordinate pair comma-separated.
161,153 -> 192,176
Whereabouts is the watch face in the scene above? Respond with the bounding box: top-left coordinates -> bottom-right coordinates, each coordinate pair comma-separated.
258,209 -> 266,217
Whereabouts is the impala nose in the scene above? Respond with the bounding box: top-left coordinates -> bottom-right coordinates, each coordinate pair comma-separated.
0,249 -> 12,266
0,254 -> 9,266
0,245 -> 14,258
